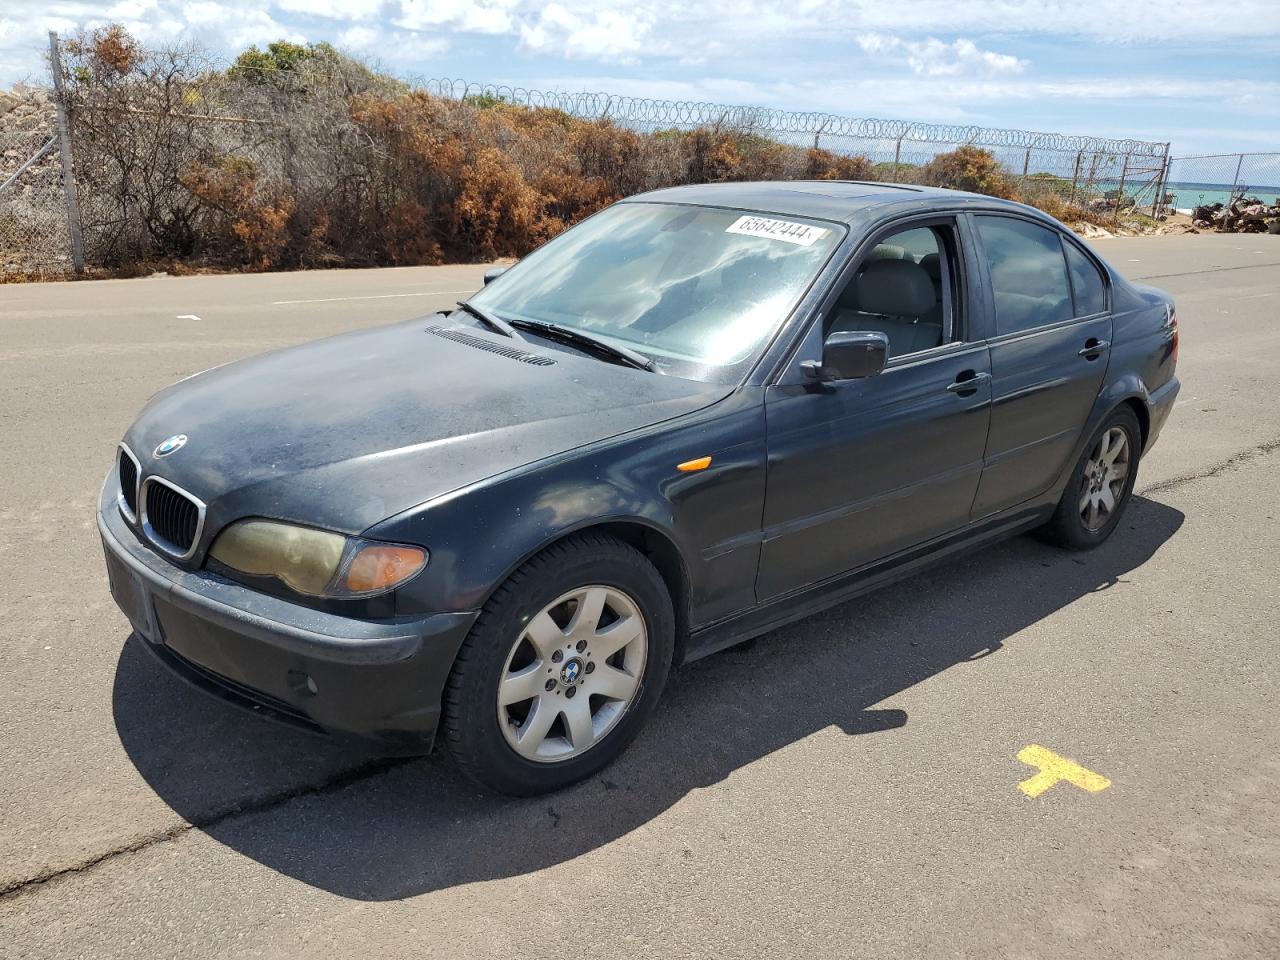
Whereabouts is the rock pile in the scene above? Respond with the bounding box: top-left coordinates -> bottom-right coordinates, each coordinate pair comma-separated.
0,84 -> 57,131
1192,194 -> 1280,234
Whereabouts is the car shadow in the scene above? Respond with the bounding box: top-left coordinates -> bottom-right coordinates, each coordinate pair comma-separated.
113,496 -> 1183,900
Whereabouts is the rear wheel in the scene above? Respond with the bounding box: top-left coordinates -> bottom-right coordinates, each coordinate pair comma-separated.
1041,407 -> 1141,550
442,533 -> 674,795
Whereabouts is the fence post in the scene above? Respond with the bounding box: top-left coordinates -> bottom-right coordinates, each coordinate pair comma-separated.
1113,153 -> 1130,225
892,135 -> 904,182
1228,153 -> 1244,200
47,31 -> 85,274
1069,150 -> 1083,206
1151,143 -> 1171,217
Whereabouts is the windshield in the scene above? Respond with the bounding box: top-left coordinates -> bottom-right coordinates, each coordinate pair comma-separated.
468,202 -> 843,382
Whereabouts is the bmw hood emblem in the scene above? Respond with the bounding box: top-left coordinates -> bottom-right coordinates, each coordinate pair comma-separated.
153,434 -> 188,458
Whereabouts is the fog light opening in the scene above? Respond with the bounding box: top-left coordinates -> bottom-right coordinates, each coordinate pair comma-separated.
287,670 -> 319,697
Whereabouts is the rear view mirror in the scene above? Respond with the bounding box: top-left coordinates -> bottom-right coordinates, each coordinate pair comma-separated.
483,266 -> 508,285
802,331 -> 889,382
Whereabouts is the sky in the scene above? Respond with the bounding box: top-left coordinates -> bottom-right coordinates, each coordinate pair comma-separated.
1,0 -> 1277,157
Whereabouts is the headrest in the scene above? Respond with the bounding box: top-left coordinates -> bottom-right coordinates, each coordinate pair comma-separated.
918,253 -> 941,281
869,243 -> 906,261
855,259 -> 936,318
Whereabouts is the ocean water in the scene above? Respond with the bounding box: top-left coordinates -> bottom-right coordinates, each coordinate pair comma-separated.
1081,180 -> 1280,214
1164,181 -> 1280,209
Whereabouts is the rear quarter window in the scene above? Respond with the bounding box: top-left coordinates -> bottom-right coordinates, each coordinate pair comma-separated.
1064,240 -> 1108,317
976,216 -> 1073,336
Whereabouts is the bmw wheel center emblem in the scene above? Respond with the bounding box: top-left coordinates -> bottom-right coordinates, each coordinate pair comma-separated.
153,434 -> 188,458
560,658 -> 583,685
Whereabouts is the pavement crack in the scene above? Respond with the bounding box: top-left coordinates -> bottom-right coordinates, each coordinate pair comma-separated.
0,756 -> 418,902
1133,261 -> 1280,281
1140,436 -> 1280,496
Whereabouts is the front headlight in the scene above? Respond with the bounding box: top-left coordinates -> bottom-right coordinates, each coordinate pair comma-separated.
208,519 -> 427,598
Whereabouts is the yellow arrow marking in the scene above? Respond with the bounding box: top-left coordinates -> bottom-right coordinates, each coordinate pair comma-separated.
1017,745 -> 1111,798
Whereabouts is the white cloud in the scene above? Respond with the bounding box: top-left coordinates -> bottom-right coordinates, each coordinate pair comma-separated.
179,2 -> 304,47
518,3 -> 653,62
105,0 -> 159,18
826,0 -> 1280,43
337,22 -> 448,58
394,0 -> 514,34
857,33 -> 1027,77
337,24 -> 381,48
276,0 -> 386,19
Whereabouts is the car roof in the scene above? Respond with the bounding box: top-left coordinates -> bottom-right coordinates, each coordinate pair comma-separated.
625,180 -> 1020,224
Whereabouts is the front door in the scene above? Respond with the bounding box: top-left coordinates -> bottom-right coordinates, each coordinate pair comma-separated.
757,218 -> 992,600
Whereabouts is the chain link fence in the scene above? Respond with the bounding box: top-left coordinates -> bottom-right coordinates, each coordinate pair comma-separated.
5,31 -> 1272,281
1162,153 -> 1280,222
423,78 -> 1171,214
0,86 -> 72,277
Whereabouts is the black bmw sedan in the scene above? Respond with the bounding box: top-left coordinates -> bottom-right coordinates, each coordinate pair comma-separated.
100,181 -> 1179,795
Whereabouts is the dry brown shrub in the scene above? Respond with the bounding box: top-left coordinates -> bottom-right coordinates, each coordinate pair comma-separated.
536,171 -> 615,231
231,196 -> 294,269
180,156 -> 296,268
918,145 -> 1020,199
735,137 -> 791,181
382,201 -> 444,265
1033,194 -> 1115,229
682,128 -> 743,183
571,121 -> 645,194
180,156 -> 256,213
449,147 -> 551,258
64,24 -> 142,76
804,148 -> 875,181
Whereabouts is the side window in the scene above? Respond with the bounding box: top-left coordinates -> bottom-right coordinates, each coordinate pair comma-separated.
975,216 -> 1073,336
1063,240 -> 1108,317
826,223 -> 960,359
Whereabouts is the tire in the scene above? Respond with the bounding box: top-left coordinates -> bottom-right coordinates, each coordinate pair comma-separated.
442,532 -> 675,795
1040,406 -> 1142,550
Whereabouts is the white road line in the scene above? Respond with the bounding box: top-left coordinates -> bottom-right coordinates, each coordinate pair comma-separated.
176,314 -> 201,321
271,289 -> 473,305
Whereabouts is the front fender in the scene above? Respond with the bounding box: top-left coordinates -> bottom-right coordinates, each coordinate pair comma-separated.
366,391 -> 768,631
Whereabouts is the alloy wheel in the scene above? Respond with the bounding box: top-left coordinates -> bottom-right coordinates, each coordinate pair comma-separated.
497,585 -> 648,763
1079,426 -> 1131,532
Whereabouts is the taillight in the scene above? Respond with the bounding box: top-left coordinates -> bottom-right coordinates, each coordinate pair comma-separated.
1166,304 -> 1178,364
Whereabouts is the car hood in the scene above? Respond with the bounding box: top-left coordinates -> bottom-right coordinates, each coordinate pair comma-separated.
125,319 -> 728,536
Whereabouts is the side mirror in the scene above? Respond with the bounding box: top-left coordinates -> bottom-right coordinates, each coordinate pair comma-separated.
802,331 -> 889,382
483,266 -> 508,286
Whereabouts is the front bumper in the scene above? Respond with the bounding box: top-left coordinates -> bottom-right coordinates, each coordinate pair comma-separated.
98,480 -> 478,752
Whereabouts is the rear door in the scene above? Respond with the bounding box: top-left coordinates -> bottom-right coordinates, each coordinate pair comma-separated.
969,215 -> 1113,518
757,216 -> 992,600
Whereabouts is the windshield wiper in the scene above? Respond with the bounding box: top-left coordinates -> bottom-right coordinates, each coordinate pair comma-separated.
454,300 -> 523,340
508,318 -> 655,372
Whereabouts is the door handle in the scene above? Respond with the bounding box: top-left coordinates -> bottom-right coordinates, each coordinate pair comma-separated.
1079,338 -> 1111,359
946,371 -> 991,395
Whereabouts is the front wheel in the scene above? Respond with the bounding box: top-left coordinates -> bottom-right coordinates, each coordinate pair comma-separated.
441,533 -> 674,795
1040,406 -> 1142,550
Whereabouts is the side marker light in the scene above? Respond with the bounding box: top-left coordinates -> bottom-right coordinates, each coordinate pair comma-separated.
677,456 -> 712,472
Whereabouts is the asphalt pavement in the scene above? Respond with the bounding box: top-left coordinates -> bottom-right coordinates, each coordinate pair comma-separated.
0,235 -> 1277,958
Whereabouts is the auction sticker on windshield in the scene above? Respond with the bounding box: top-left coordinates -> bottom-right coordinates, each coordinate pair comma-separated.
725,215 -> 828,246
